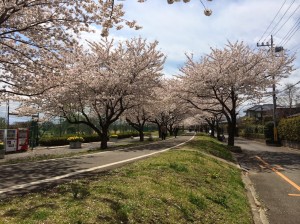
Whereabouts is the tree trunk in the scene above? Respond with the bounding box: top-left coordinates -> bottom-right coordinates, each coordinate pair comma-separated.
100,128 -> 109,149
227,114 -> 236,146
216,121 -> 221,140
169,125 -> 174,136
157,124 -> 162,138
209,122 -> 215,137
139,130 -> 144,142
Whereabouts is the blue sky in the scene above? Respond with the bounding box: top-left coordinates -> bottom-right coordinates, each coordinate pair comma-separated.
2,0 -> 300,122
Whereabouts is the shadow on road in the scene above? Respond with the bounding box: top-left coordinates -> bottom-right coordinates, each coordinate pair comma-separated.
234,148 -> 300,172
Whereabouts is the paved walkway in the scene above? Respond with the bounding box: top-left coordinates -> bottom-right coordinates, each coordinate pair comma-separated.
0,136 -> 154,164
0,135 -> 193,196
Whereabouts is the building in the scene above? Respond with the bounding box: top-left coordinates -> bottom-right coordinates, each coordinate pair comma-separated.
244,104 -> 300,122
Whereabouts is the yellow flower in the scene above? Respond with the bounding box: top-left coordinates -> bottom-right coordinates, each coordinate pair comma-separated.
67,136 -> 84,142
0,141 -> 4,150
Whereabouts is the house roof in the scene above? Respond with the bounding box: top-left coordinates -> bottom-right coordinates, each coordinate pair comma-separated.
245,104 -> 273,112
244,104 -> 287,113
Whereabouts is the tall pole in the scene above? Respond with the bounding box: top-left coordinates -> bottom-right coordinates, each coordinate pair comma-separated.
271,36 -> 278,142
6,99 -> 9,129
257,35 -> 278,143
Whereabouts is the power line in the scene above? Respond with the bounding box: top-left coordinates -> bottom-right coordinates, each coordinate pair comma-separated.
281,21 -> 300,46
262,80 -> 300,101
279,17 -> 300,45
265,0 -> 296,42
273,4 -> 300,37
259,0 -> 287,43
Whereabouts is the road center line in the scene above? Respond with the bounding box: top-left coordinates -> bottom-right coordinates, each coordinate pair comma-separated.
255,156 -> 300,192
0,135 -> 195,195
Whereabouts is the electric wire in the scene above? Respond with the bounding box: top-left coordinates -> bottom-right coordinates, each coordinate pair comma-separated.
273,4 -> 300,37
264,0 -> 296,42
258,0 -> 287,43
261,80 -> 300,102
281,21 -> 300,46
278,17 -> 300,46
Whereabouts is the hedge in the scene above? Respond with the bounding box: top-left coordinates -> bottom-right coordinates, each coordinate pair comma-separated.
39,136 -> 69,146
39,132 -> 147,146
278,116 -> 300,142
39,134 -> 101,147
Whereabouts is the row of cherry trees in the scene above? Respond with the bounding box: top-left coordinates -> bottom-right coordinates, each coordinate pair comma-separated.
14,40 -> 296,149
178,41 -> 294,146
18,37 -> 188,149
0,1 -> 188,149
1,2 -> 295,149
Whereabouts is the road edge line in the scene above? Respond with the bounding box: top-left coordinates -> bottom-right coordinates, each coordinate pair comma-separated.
0,135 -> 195,195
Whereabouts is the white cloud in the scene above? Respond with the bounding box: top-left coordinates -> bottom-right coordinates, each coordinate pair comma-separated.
79,0 -> 300,84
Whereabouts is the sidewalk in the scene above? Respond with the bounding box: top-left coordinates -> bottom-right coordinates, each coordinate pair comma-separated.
0,137 -> 150,164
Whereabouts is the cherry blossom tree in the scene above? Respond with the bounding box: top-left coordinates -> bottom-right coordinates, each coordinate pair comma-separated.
180,41 -> 294,146
149,79 -> 187,138
177,91 -> 224,138
18,37 -> 165,149
0,0 -> 142,98
124,100 -> 153,142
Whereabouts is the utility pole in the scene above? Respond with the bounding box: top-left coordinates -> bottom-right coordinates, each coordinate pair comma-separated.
257,35 -> 281,144
6,99 -> 9,129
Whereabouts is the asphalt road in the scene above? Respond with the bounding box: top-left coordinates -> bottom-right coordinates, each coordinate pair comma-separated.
234,138 -> 300,224
0,135 -> 193,197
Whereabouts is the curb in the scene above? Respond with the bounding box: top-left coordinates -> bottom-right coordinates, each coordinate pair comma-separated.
230,149 -> 269,224
241,171 -> 269,224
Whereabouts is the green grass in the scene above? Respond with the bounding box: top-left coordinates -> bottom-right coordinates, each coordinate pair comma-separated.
0,136 -> 252,224
188,135 -> 234,161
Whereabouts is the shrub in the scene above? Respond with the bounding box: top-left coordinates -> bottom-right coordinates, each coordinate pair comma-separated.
239,125 -> 264,138
116,132 -> 139,139
264,121 -> 274,142
278,116 -> 300,142
39,134 -> 101,146
39,137 -> 69,146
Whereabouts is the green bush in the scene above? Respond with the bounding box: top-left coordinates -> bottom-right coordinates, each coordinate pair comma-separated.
39,137 -> 69,146
239,125 -> 264,138
39,134 -> 101,146
116,132 -> 139,139
264,121 -> 275,142
278,116 -> 300,142
39,131 -> 145,146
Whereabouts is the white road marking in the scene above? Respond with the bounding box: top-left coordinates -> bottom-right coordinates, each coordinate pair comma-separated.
0,135 -> 194,194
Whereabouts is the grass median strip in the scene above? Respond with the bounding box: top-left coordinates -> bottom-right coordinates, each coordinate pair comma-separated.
0,136 -> 252,224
